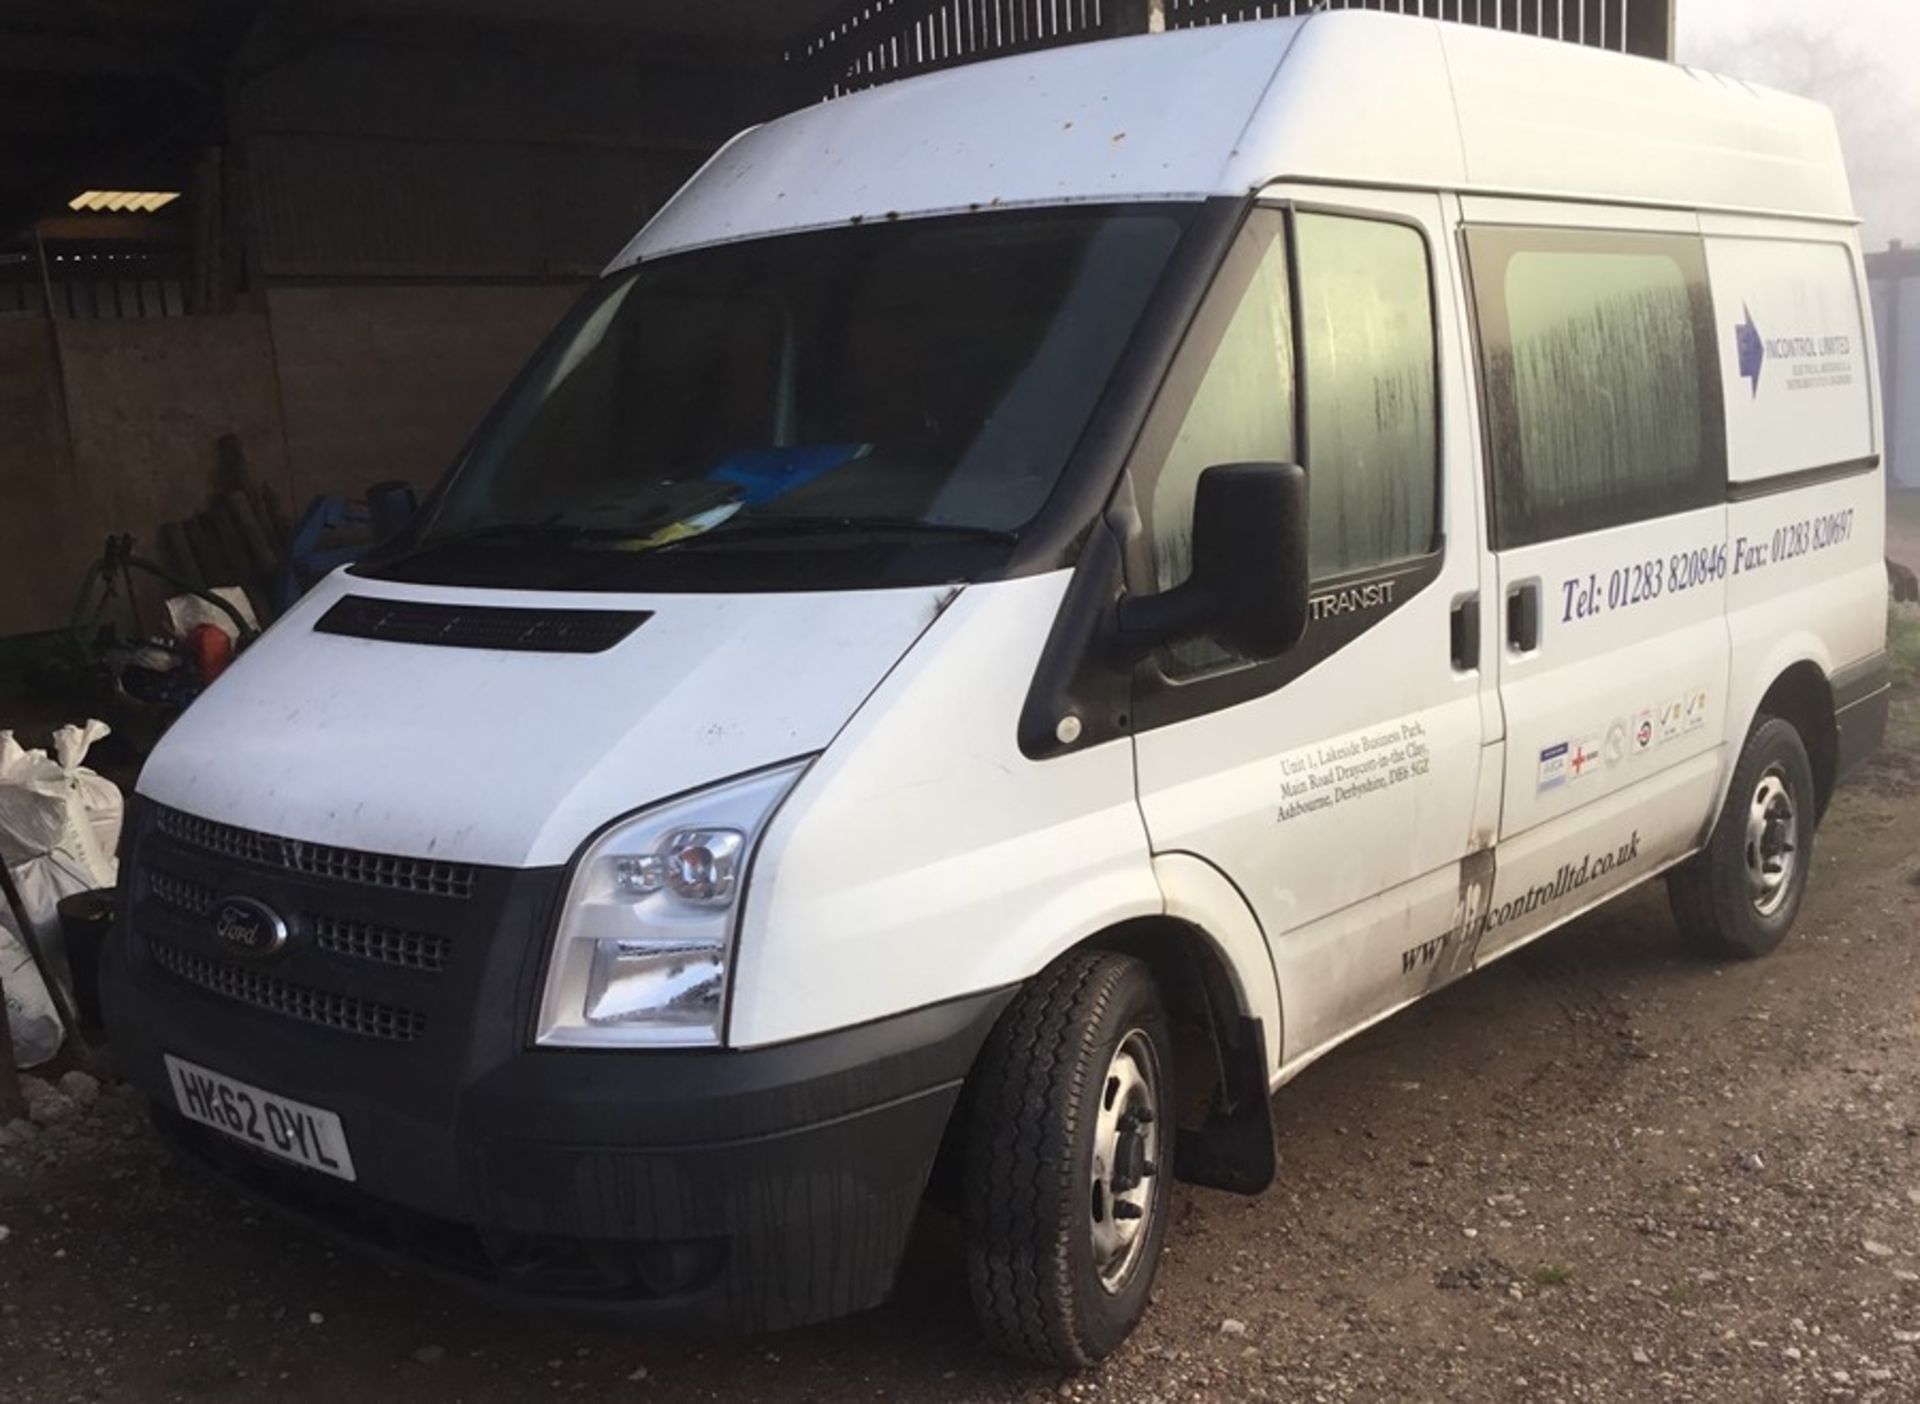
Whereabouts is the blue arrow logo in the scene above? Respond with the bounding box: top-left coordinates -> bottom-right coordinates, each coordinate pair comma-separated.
1735,305 -> 1765,397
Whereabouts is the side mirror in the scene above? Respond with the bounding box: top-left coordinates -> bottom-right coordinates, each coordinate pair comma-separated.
1116,461 -> 1310,662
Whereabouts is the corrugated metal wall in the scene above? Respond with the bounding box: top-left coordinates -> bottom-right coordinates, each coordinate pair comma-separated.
789,0 -> 1671,100
1168,0 -> 1652,48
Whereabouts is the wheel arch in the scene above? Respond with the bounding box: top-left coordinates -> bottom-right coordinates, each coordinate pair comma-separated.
1753,660 -> 1840,817
1075,853 -> 1282,1195
1059,913 -> 1277,1196
1723,625 -> 1840,824
933,855 -> 1281,1203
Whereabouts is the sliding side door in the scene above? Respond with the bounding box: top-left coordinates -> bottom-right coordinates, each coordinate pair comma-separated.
1460,203 -> 1731,965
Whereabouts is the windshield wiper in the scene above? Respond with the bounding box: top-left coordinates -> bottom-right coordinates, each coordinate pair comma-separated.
377,519 -> 604,564
653,516 -> 1019,550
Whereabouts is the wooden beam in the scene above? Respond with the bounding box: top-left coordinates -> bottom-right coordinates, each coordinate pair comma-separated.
0,32 -> 187,78
34,212 -> 190,241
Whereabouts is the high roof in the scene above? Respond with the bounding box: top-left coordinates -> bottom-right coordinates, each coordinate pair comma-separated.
620,10 -> 1853,264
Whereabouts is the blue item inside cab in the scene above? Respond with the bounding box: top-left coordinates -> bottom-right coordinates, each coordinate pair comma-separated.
276,496 -> 372,612
278,482 -> 419,610
708,444 -> 869,506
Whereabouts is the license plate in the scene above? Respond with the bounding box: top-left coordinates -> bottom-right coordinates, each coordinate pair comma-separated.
165,1055 -> 357,1182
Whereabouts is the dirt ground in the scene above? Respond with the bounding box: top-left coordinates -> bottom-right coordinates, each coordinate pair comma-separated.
3,614 -> 1919,1404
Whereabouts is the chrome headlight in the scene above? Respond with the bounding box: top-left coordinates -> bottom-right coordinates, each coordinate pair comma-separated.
535,760 -> 808,1047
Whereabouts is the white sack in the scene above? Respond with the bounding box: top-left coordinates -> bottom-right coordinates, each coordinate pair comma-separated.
0,721 -> 122,1023
0,903 -> 61,1068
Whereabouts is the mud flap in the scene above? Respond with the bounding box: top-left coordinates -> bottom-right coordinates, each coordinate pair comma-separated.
1174,1014 -> 1276,1195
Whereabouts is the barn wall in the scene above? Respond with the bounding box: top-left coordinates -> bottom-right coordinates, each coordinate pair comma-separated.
221,23 -> 778,508
0,314 -> 290,637
1,19 -> 779,639
0,320 -> 79,637
266,282 -> 583,508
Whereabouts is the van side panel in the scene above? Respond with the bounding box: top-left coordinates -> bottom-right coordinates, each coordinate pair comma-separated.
730,573 -> 1170,1049
1440,28 -> 1852,225
1704,221 -> 1888,773
1152,853 -> 1287,1070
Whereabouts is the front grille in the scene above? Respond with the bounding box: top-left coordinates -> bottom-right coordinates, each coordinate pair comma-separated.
146,866 -> 447,975
154,806 -> 475,899
312,915 -> 449,973
149,869 -> 214,916
314,595 -> 650,654
129,799 -> 553,1061
150,937 -> 426,1042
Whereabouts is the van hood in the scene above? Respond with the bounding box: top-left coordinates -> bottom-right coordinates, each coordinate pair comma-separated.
137,573 -> 954,869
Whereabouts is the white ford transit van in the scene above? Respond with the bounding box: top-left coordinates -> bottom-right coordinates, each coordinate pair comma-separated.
104,13 -> 1890,1366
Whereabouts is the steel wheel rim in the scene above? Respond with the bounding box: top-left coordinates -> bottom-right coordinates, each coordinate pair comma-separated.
1089,1028 -> 1162,1294
1743,763 -> 1799,917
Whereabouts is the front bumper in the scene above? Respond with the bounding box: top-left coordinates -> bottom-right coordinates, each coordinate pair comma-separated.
103,868 -> 1011,1331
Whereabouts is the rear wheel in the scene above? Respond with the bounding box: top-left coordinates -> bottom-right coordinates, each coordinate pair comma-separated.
962,951 -> 1174,1367
1668,714 -> 1817,959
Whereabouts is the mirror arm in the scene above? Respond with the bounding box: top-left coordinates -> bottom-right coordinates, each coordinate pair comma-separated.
1110,583 -> 1217,662
1105,460 -> 1310,667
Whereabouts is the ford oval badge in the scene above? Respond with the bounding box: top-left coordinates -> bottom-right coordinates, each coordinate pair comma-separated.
212,896 -> 289,958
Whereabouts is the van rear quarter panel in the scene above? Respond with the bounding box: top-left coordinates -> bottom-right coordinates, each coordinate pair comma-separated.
1704,217 -> 1887,761
1724,477 -> 1885,750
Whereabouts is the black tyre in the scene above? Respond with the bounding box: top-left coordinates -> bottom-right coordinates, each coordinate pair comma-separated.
1667,714 -> 1818,960
962,951 -> 1175,1367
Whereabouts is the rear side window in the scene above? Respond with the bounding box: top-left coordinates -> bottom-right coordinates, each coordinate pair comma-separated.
1467,227 -> 1725,548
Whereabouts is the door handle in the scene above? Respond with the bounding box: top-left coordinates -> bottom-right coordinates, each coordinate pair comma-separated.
1506,580 -> 1541,653
1450,593 -> 1480,672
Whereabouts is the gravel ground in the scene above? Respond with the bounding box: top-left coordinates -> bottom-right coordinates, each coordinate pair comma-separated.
4,620 -> 1919,1404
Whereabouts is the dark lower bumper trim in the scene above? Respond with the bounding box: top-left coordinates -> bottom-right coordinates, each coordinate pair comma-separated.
154,1072 -> 963,1330
110,934 -> 1016,1331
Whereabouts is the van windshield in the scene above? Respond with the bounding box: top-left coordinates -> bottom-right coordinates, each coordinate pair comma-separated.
366,205 -> 1193,591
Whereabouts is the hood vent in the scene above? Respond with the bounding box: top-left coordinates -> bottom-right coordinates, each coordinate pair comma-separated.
314,596 -> 649,654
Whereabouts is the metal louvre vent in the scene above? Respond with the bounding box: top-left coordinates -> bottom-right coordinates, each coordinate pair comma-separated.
149,937 -> 426,1042
154,806 -> 475,900
311,915 -> 449,973
314,595 -> 649,654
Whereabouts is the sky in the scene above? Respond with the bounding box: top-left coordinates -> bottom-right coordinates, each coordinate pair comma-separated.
1677,0 -> 1920,249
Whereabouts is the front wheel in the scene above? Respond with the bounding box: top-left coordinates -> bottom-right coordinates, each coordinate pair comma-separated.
962,951 -> 1175,1367
1668,713 -> 1818,959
